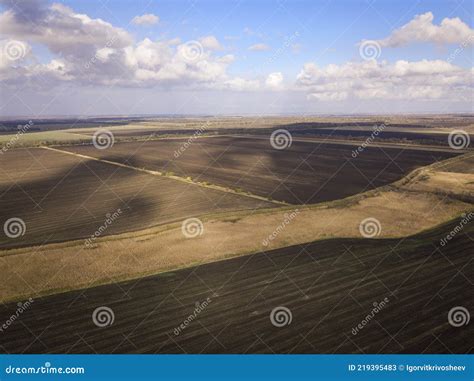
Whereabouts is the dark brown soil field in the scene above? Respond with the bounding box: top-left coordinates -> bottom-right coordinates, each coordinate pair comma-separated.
0,148 -> 273,249
0,218 -> 471,354
63,137 -> 459,204
78,125 -> 473,148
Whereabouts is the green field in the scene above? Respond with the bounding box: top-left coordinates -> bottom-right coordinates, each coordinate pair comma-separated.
0,130 -> 90,148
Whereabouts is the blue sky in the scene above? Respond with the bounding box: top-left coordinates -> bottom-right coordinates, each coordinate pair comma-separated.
0,0 -> 472,115
60,0 -> 472,67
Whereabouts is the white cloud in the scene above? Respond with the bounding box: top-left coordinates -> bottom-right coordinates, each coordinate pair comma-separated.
95,47 -> 115,63
199,36 -> 222,50
220,77 -> 260,91
1,0 -> 471,108
373,12 -> 474,47
0,2 -> 251,91
248,43 -> 270,51
217,54 -> 235,64
296,59 -> 473,101
0,3 -> 132,55
265,72 -> 283,89
131,13 -> 159,26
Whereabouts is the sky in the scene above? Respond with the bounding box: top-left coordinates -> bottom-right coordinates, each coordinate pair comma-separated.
0,0 -> 473,116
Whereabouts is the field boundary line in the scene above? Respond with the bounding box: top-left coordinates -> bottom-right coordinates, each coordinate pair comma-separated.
41,146 -> 287,206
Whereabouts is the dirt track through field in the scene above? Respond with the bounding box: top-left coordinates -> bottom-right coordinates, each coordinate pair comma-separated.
0,147 -> 275,249
62,137 -> 460,204
42,146 -> 286,206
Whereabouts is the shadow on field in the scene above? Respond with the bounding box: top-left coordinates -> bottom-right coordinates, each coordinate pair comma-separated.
0,217 -> 472,354
0,157 -> 157,249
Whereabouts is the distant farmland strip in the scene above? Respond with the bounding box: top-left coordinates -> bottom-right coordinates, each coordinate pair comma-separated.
0,219 -> 471,354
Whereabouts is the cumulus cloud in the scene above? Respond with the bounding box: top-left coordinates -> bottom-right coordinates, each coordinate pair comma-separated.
296,59 -> 473,101
1,0 -> 471,105
0,2 -> 253,90
0,2 -> 132,55
265,72 -> 283,89
373,12 -> 474,47
248,43 -> 270,51
199,35 -> 223,50
0,0 -> 47,23
131,13 -> 159,26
